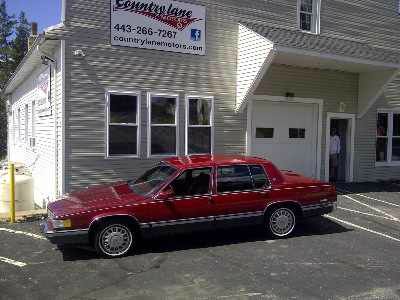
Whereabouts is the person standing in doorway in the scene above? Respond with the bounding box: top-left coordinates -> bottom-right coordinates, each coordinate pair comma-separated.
329,127 -> 341,182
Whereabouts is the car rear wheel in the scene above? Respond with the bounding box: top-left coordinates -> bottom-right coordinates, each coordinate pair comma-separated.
94,222 -> 134,258
266,207 -> 296,238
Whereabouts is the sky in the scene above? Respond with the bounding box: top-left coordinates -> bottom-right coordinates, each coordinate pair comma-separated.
6,0 -> 61,32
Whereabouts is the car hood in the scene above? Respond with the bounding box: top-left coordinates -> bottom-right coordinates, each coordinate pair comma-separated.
48,181 -> 145,217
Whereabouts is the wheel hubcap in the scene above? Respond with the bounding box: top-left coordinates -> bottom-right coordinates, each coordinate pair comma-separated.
99,224 -> 132,256
269,208 -> 295,236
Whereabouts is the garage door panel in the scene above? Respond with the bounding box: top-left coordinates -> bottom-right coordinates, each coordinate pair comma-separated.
252,101 -> 318,178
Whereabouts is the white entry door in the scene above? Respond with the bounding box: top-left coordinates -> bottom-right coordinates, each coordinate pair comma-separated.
252,101 -> 318,178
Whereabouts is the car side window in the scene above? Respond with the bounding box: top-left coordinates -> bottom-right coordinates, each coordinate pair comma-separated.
217,165 -> 253,193
249,165 -> 270,189
170,168 -> 212,197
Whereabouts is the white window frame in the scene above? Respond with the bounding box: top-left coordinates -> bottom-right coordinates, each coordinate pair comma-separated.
105,90 -> 141,159
376,109 -> 400,167
31,101 -> 36,149
24,104 -> 29,145
147,92 -> 179,158
185,95 -> 214,155
17,108 -> 21,141
297,0 -> 321,34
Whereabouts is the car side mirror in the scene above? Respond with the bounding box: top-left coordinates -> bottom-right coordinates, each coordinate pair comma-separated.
157,185 -> 175,200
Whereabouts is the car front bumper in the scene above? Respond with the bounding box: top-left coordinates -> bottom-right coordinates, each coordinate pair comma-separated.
40,220 -> 89,245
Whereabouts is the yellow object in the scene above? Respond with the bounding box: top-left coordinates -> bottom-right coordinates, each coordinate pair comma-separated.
9,163 -> 15,223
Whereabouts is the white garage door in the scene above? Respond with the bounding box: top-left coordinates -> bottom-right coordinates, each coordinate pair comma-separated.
252,101 -> 318,178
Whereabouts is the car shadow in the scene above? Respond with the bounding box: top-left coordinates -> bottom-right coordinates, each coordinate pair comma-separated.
60,216 -> 352,261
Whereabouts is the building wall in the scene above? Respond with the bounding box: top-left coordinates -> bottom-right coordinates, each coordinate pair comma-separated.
254,64 -> 359,179
7,45 -> 63,206
63,1 -> 247,191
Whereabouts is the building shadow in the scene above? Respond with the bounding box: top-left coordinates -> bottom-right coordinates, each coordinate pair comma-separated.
335,181 -> 400,194
60,216 -> 351,261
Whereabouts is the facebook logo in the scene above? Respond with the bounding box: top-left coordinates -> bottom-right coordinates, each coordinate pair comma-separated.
191,29 -> 201,42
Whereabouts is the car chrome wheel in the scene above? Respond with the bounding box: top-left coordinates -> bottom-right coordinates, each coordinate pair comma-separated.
97,224 -> 133,257
268,208 -> 296,237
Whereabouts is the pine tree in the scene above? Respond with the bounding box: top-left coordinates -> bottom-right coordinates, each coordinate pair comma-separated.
10,12 -> 30,71
0,0 -> 16,159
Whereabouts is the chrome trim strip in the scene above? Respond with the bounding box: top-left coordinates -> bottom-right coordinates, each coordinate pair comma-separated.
45,228 -> 89,235
139,211 -> 265,228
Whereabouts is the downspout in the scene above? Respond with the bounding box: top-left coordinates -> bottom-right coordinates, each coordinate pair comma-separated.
38,45 -> 59,200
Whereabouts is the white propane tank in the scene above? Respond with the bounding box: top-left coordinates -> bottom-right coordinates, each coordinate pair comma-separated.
0,174 -> 34,214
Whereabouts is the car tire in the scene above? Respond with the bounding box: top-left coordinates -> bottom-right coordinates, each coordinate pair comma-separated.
266,207 -> 296,238
94,222 -> 135,258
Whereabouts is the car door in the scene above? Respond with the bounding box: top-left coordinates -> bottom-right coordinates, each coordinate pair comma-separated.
156,167 -> 215,233
212,164 -> 270,227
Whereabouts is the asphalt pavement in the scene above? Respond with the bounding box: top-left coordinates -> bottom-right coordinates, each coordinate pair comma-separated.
0,182 -> 399,300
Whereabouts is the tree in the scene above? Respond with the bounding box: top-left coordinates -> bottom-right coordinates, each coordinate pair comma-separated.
10,12 -> 30,71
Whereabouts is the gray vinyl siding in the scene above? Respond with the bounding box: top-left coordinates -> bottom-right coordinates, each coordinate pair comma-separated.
254,64 -> 359,179
63,0 -> 244,191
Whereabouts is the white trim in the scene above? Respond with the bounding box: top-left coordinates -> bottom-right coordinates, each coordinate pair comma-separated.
325,113 -> 356,182
61,39 -> 66,194
105,90 -> 141,159
276,46 -> 400,70
185,95 -> 214,155
358,70 -> 400,119
375,110 -> 400,166
147,92 -> 179,158
248,95 -> 323,180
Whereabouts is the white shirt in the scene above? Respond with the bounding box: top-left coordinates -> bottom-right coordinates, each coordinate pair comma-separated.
330,135 -> 341,155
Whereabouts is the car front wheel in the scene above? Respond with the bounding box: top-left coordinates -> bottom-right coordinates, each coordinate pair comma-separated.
266,207 -> 296,238
95,222 -> 134,258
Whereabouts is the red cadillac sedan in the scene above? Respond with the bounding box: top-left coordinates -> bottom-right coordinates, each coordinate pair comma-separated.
41,155 -> 337,258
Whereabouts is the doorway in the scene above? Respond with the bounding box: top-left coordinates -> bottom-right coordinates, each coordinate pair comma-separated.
325,113 -> 355,182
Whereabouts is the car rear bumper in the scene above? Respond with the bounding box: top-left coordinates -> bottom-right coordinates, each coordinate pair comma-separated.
301,201 -> 337,218
40,220 -> 89,245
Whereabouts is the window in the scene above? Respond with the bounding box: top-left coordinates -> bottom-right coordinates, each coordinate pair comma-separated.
376,111 -> 400,164
17,108 -> 21,141
31,101 -> 35,147
217,165 -> 253,193
256,128 -> 274,139
25,104 -> 28,143
106,92 -> 139,157
186,97 -> 213,154
298,0 -> 320,34
12,110 -> 15,144
170,168 -> 212,197
149,94 -> 178,156
249,165 -> 269,189
289,128 -> 306,139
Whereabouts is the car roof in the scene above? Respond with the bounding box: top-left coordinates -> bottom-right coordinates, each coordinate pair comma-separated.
163,155 -> 271,170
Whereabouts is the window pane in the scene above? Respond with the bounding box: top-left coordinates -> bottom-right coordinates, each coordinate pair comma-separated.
250,165 -> 269,188
189,98 -> 211,125
256,128 -> 274,139
393,114 -> 400,136
376,138 -> 388,162
301,0 -> 313,12
300,13 -> 312,31
217,165 -> 253,193
392,138 -> 400,161
188,127 -> 211,154
171,168 -> 212,196
151,96 -> 176,124
151,126 -> 176,155
109,125 -> 137,155
377,113 -> 388,136
110,94 -> 137,124
289,128 -> 306,139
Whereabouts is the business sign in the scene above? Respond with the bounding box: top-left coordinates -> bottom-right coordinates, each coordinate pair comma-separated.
111,0 -> 206,55
37,67 -> 51,116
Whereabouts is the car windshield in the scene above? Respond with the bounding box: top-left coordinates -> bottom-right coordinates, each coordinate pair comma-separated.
128,163 -> 177,196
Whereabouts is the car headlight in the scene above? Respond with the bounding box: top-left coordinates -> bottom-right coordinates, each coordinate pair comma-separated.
51,219 -> 72,229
